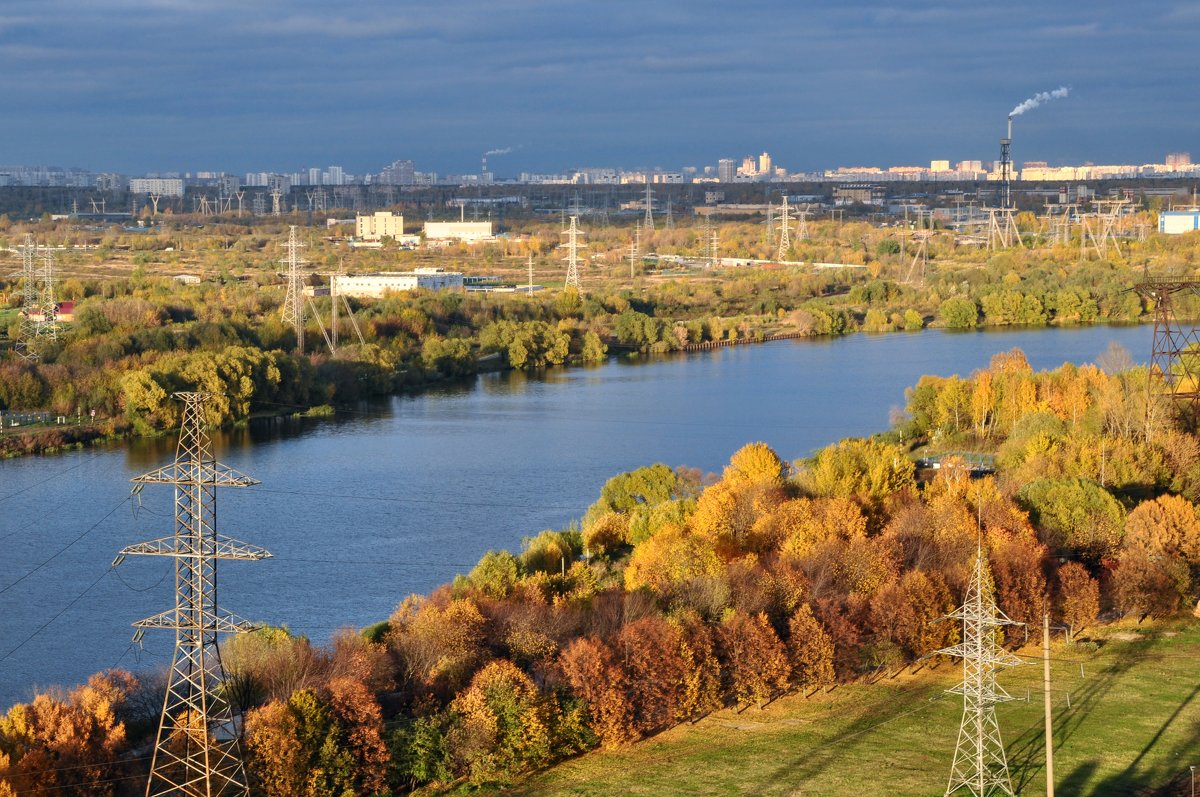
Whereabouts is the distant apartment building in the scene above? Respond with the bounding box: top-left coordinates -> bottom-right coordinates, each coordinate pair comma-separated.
424,221 -> 495,242
94,173 -> 128,192
717,159 -> 736,182
356,211 -> 404,241
1166,152 -> 1192,168
129,178 -> 185,196
332,268 -> 464,298
379,159 -> 415,185
930,160 -> 951,172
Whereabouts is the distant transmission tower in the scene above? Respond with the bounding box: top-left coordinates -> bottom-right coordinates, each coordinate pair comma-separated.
776,195 -> 793,261
34,244 -> 60,341
117,392 -> 270,797
280,226 -> 307,352
796,205 -> 810,240
643,183 -> 655,230
628,221 -> 641,280
937,549 -> 1022,797
527,254 -> 535,296
704,215 -> 720,269
561,214 -> 585,290
664,196 -> 674,229
16,235 -> 40,356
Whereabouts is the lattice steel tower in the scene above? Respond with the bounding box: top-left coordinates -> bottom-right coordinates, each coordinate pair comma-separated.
628,221 -> 641,280
776,195 -> 793,261
561,214 -> 585,290
35,244 -> 60,341
1135,274 -> 1200,420
937,550 -> 1022,797
16,235 -> 40,356
643,183 -> 654,230
280,226 -> 307,352
118,392 -> 270,797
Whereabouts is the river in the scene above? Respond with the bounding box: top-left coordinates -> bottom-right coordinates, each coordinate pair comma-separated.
0,325 -> 1149,707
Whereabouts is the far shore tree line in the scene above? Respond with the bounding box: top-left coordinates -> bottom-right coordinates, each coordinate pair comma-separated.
7,213 -> 1198,456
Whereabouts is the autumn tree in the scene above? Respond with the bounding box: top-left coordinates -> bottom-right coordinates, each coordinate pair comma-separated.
786,604 -> 836,691
0,671 -> 136,797
1017,478 -> 1125,562
388,595 -> 489,696
450,659 -> 552,783
716,611 -> 790,709
1055,561 -> 1100,636
559,637 -> 636,747
616,616 -> 689,734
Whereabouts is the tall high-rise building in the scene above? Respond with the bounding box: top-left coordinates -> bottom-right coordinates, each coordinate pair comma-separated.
379,159 -> 416,185
1167,152 -> 1192,168
308,167 -> 322,186
758,152 -> 772,176
325,165 -> 345,186
717,159 -> 736,182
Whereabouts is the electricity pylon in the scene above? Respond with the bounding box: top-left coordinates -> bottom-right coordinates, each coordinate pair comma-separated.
34,245 -> 59,341
937,550 -> 1022,797
280,226 -> 307,352
643,183 -> 654,230
776,194 -> 793,261
11,235 -> 58,359
14,235 -> 40,358
117,392 -> 270,797
561,214 -> 585,290
628,221 -> 641,280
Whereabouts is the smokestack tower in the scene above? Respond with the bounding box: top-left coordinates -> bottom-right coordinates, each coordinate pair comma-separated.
1000,116 -> 1013,209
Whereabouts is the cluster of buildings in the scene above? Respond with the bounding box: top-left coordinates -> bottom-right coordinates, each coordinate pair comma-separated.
7,151 -> 1200,194
349,211 -> 494,247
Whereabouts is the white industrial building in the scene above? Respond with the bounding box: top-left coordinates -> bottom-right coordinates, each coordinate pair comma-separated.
1160,210 -> 1200,234
423,221 -> 494,242
331,268 -> 464,298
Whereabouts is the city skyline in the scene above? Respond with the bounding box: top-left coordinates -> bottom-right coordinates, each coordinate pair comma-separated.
1,2 -> 1199,174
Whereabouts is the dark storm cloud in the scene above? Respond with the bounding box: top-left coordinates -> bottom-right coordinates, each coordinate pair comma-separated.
0,1 -> 1197,175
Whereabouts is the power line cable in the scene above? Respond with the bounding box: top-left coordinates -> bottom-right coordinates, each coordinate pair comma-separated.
0,566 -> 113,663
0,496 -> 130,595
0,458 -> 90,504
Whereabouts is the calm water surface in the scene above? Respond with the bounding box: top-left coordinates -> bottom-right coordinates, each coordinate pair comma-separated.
0,325 -> 1148,706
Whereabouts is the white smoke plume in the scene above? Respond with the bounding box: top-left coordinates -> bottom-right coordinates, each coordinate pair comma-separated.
484,147 -> 514,157
1009,86 -> 1069,117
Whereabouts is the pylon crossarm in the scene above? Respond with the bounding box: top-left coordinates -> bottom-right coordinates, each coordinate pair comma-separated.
133,609 -> 262,634
133,463 -> 260,487
119,535 -> 272,560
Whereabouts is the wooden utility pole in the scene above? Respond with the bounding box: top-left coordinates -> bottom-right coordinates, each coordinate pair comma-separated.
1044,612 -> 1055,797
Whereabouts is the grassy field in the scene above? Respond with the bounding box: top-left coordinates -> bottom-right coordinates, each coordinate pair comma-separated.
496,617 -> 1200,797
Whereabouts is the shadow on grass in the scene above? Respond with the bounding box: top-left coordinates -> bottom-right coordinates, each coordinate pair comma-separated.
1007,630 -> 1200,796
753,678 -> 948,792
1007,638 -> 1150,793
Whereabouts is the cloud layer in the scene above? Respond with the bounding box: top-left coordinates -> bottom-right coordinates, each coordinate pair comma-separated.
0,1 -> 1196,174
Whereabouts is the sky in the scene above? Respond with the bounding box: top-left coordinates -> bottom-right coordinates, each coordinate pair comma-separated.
1,1 -> 1199,176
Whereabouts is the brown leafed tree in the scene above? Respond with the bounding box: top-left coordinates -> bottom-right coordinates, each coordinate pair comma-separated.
559,637 -> 636,748
672,612 -> 723,721
616,616 -> 688,734
1055,561 -> 1100,635
716,611 -> 790,709
327,677 -> 390,794
988,531 -> 1048,642
786,603 -> 835,691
